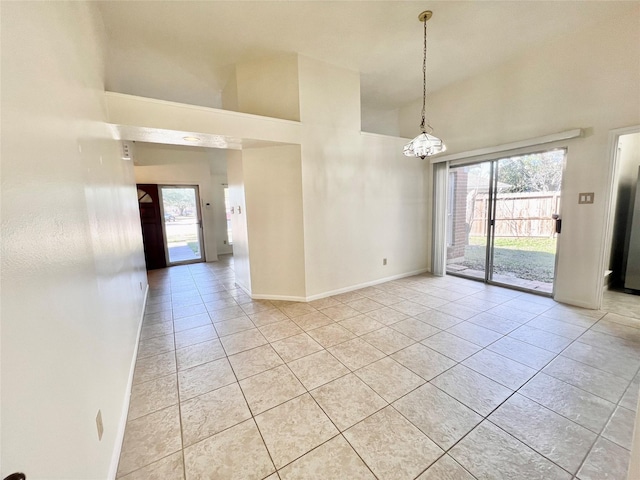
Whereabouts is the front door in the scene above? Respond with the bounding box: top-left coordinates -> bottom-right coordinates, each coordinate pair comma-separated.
159,185 -> 205,266
137,184 -> 167,270
445,149 -> 565,295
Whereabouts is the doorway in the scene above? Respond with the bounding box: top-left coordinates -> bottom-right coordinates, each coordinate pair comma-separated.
159,185 -> 205,265
445,149 -> 565,295
601,127 -> 640,302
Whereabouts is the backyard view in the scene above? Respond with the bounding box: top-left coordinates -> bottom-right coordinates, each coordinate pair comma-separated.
161,186 -> 202,264
466,237 -> 557,283
446,150 -> 564,293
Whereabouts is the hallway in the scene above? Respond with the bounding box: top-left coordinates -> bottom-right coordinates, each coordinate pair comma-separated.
116,256 -> 640,479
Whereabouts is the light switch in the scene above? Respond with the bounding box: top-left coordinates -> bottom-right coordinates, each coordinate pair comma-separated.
578,192 -> 594,204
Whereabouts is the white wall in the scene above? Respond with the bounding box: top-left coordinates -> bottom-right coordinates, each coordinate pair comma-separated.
243,145 -> 306,298
1,2 -> 147,478
133,143 -> 224,262
400,6 -> 640,308
209,149 -> 233,255
301,130 -> 430,298
235,53 -> 300,122
361,105 -> 401,137
299,55 -> 361,130
297,57 -> 429,297
221,69 -> 239,112
227,151 -> 251,292
229,54 -> 430,299
105,60 -> 434,302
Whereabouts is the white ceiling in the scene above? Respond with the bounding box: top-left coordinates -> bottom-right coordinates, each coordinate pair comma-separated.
98,1 -> 634,113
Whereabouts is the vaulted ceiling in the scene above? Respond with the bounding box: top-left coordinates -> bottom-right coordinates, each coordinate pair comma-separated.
98,1 -> 634,113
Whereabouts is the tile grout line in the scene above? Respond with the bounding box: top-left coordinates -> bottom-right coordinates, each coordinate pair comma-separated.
397,288 -> 637,478
483,315 -> 640,477
280,354 -> 381,478
175,267 -> 200,480
123,264 -> 640,478
570,359 -> 640,478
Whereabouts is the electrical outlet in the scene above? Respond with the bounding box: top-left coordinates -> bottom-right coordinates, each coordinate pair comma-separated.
96,410 -> 104,441
121,141 -> 133,161
383,258 -> 387,266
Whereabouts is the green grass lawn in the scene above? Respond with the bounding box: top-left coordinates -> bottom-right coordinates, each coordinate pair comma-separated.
187,241 -> 200,255
469,236 -> 557,253
460,237 -> 557,282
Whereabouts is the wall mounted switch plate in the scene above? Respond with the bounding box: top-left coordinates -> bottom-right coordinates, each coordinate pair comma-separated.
579,192 -> 594,204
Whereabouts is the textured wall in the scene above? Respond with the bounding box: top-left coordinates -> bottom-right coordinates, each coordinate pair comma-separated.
1,2 -> 147,478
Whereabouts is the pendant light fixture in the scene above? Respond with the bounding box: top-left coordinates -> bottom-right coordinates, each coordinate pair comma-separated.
403,10 -> 446,159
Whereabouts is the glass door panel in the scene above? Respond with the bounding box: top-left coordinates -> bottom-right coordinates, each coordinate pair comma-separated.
446,162 -> 493,281
160,186 -> 204,265
490,150 -> 564,294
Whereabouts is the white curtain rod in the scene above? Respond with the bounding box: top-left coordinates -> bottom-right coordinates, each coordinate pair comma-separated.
431,128 -> 583,164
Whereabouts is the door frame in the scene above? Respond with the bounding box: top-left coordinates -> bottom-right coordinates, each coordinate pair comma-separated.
598,125 -> 640,308
441,146 -> 567,297
159,184 -> 206,266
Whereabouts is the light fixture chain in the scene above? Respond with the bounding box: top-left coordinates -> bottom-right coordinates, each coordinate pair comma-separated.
403,10 -> 446,159
421,15 -> 427,133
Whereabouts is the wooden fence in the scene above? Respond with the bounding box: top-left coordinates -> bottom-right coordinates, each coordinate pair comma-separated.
468,191 -> 561,237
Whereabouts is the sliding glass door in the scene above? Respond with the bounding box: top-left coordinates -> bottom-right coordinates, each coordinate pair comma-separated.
446,161 -> 493,281
445,149 -> 565,295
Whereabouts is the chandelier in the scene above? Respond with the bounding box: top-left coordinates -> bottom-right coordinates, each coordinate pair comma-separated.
403,11 -> 446,159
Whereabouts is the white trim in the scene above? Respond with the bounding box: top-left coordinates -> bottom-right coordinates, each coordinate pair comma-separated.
553,294 -> 599,310
597,125 -> 640,309
432,129 -> 583,164
303,268 -> 430,302
247,269 -> 430,302
235,279 -> 252,298
251,293 -> 308,302
431,163 -> 448,276
108,283 -> 149,480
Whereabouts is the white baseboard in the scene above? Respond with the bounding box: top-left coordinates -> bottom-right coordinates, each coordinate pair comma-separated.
108,283 -> 149,479
304,268 -> 429,302
247,268 -> 429,303
251,293 -> 308,302
553,294 -> 599,310
235,280 -> 252,298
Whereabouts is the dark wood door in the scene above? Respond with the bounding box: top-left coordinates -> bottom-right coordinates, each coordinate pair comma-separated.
137,184 -> 166,270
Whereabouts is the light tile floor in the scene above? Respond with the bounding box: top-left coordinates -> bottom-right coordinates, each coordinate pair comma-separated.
117,255 -> 640,480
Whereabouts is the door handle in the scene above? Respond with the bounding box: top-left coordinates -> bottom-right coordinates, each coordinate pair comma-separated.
552,214 -> 562,234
